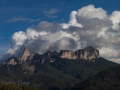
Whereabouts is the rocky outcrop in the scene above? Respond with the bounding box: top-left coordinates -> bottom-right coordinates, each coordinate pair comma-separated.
19,48 -> 33,62
18,48 -> 35,74
84,46 -> 99,60
3,46 -> 100,66
59,46 -> 99,60
75,46 -> 99,60
18,46 -> 99,63
2,46 -> 100,74
1,46 -> 100,75
33,53 -> 46,64
3,58 -> 17,65
60,50 -> 77,59
19,49 -> 58,64
7,58 -> 17,65
75,49 -> 84,59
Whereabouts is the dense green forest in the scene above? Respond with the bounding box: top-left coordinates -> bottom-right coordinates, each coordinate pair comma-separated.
70,65 -> 120,90
0,56 -> 119,90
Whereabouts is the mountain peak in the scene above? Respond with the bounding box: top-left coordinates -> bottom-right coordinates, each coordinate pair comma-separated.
60,50 -> 77,59
24,47 -> 30,52
18,46 -> 99,64
75,46 -> 99,60
19,47 -> 31,61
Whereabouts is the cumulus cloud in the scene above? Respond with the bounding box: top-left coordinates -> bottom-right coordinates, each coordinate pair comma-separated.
110,11 -> 120,30
76,5 -> 107,20
1,4 -> 120,63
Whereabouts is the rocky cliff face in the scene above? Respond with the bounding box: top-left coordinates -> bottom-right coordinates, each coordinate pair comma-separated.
75,46 -> 99,60
59,46 -> 99,60
3,58 -> 17,65
3,46 -> 100,74
4,46 -> 100,65
83,46 -> 99,60
19,48 -> 32,62
60,50 -> 77,59
18,46 -> 100,64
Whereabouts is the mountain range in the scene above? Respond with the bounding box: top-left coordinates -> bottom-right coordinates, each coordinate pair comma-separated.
4,46 -> 99,65
0,46 -> 119,90
70,65 -> 120,90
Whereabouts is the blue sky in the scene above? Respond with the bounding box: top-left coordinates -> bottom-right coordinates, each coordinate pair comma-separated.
1,0 -> 120,63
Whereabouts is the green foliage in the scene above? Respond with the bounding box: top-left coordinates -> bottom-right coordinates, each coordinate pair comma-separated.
0,57 -> 119,90
70,65 -> 120,90
24,57 -> 118,89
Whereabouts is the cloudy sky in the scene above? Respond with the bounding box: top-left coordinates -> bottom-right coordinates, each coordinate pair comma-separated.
1,0 -> 120,63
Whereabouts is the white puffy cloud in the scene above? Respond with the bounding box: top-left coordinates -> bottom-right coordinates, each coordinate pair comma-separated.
12,31 -> 27,46
110,11 -> 120,30
36,21 -> 60,32
99,47 -> 120,58
61,11 -> 83,29
76,5 -> 107,20
2,4 -> 120,63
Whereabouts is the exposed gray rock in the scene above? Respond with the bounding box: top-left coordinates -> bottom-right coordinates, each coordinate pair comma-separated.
60,46 -> 99,60
83,46 -> 99,60
3,58 -> 17,65
19,46 -> 99,63
75,46 -> 99,60
7,58 -> 17,65
2,46 -> 100,74
60,50 -> 77,59
19,48 -> 31,62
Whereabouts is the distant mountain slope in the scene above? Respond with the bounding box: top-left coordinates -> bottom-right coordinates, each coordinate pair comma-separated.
23,57 -> 119,90
0,46 -> 119,90
0,56 -> 119,90
70,65 -> 120,90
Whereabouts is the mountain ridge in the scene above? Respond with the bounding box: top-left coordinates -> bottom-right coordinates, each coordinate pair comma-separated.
3,46 -> 100,67
70,65 -> 120,90
0,46 -> 119,90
